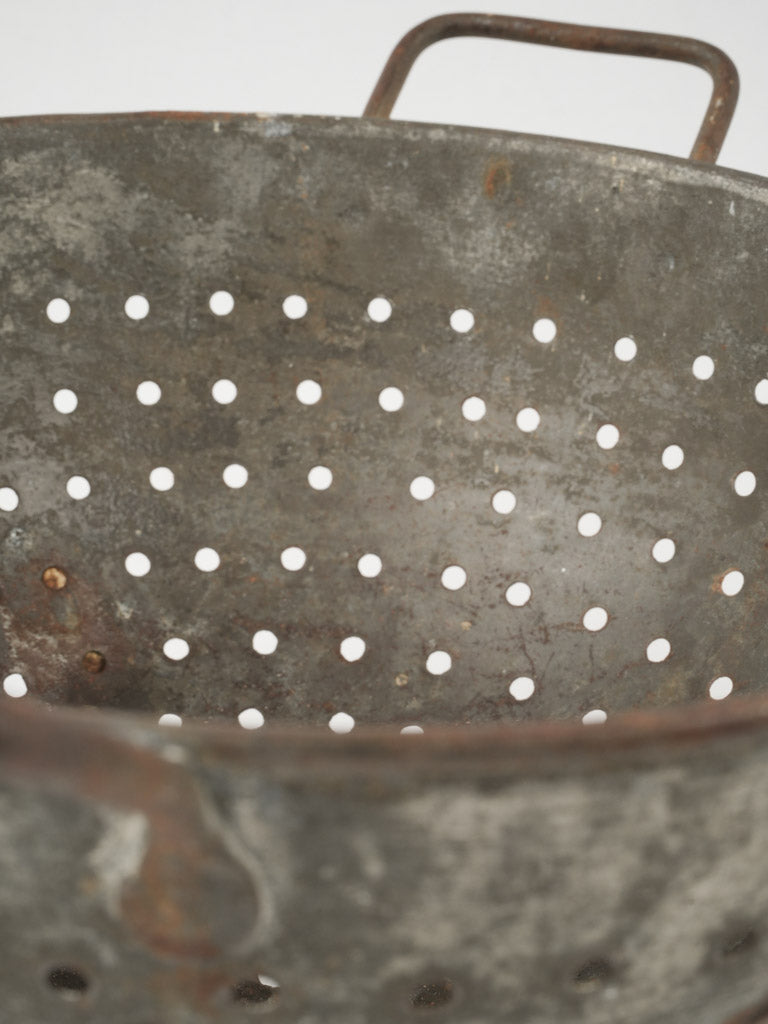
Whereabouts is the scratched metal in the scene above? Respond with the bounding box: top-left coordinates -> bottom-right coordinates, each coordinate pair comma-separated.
2,110 -> 768,1023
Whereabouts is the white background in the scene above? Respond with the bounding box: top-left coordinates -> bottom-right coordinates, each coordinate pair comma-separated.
5,1 -> 767,175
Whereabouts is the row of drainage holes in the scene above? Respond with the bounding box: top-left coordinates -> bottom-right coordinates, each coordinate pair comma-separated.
38,295 -> 768,406
11,559 -> 750,694
44,292 -> 553,339
1,668 -> 736,709
8,536 -> 752,617
46,965 -> 280,1006
158,708 -> 425,735
38,289 -> 744,398
3,567 -> 742,684
159,707 -> 609,731
41,288 -> 765,390
44,374 -> 766,499
2,450 -> 755,511
132,375 -> 736,416
40,368 -> 768,477
2,465 -> 736,567
46,945 -> 761,1008
2,477 -> 754,523
19,612 -> 722,682
152,625 -> 731,670
43,375 -> 766,491
45,530 -> 688,598
614,339 -> 768,404
178,707 -> 587,732
575,514 -> 686,555
127,547 -> 382,577
152,633 -> 458,674
147,462 -> 760,505
123,546 -> 746,604
45,966 -> 457,1012
143,465 -> 334,494
236,975 -> 458,1011
0,668 -> 595,726
0,442 -> 740,523
46,294 -> 309,324
135,378 -> 331,407
613,340 -> 719,382
510,672 -> 735,705
48,293 -> 743,396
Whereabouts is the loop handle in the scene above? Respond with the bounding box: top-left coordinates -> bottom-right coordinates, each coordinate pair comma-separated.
364,13 -> 739,163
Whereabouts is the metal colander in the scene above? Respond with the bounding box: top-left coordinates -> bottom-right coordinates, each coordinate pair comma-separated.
2,12 -> 768,1024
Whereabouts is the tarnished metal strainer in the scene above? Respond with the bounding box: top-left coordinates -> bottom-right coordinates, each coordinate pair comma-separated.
2,12 -> 768,1024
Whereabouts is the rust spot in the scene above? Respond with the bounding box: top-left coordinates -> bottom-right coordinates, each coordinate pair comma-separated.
83,650 -> 106,674
483,156 -> 512,198
42,566 -> 67,590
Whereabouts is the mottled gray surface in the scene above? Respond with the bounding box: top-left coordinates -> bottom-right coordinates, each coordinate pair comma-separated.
3,703 -> 768,1023
2,113 -> 768,1023
1,114 -> 768,726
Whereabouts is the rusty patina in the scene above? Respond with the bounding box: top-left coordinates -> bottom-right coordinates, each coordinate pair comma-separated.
364,12 -> 739,163
1,13 -> 767,1024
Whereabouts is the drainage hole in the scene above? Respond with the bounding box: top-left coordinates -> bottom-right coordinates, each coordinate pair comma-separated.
573,958 -> 613,990
46,965 -> 89,1000
411,979 -> 454,1009
232,976 -> 279,1005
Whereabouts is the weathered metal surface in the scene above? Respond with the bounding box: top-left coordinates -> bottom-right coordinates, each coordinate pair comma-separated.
4,697 -> 768,1023
0,59 -> 767,1024
364,13 -> 740,163
1,113 -> 768,724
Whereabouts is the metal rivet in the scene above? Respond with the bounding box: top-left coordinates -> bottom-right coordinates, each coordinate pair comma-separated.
42,566 -> 67,590
83,651 -> 106,674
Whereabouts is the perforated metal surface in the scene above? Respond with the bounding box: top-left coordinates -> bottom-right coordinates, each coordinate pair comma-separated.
2,114 -> 768,728
3,112 -> 768,1024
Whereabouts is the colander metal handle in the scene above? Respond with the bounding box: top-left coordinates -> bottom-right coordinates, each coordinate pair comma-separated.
364,12 -> 739,163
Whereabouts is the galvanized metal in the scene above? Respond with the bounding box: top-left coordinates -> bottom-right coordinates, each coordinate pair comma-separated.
0,12 -> 766,1024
